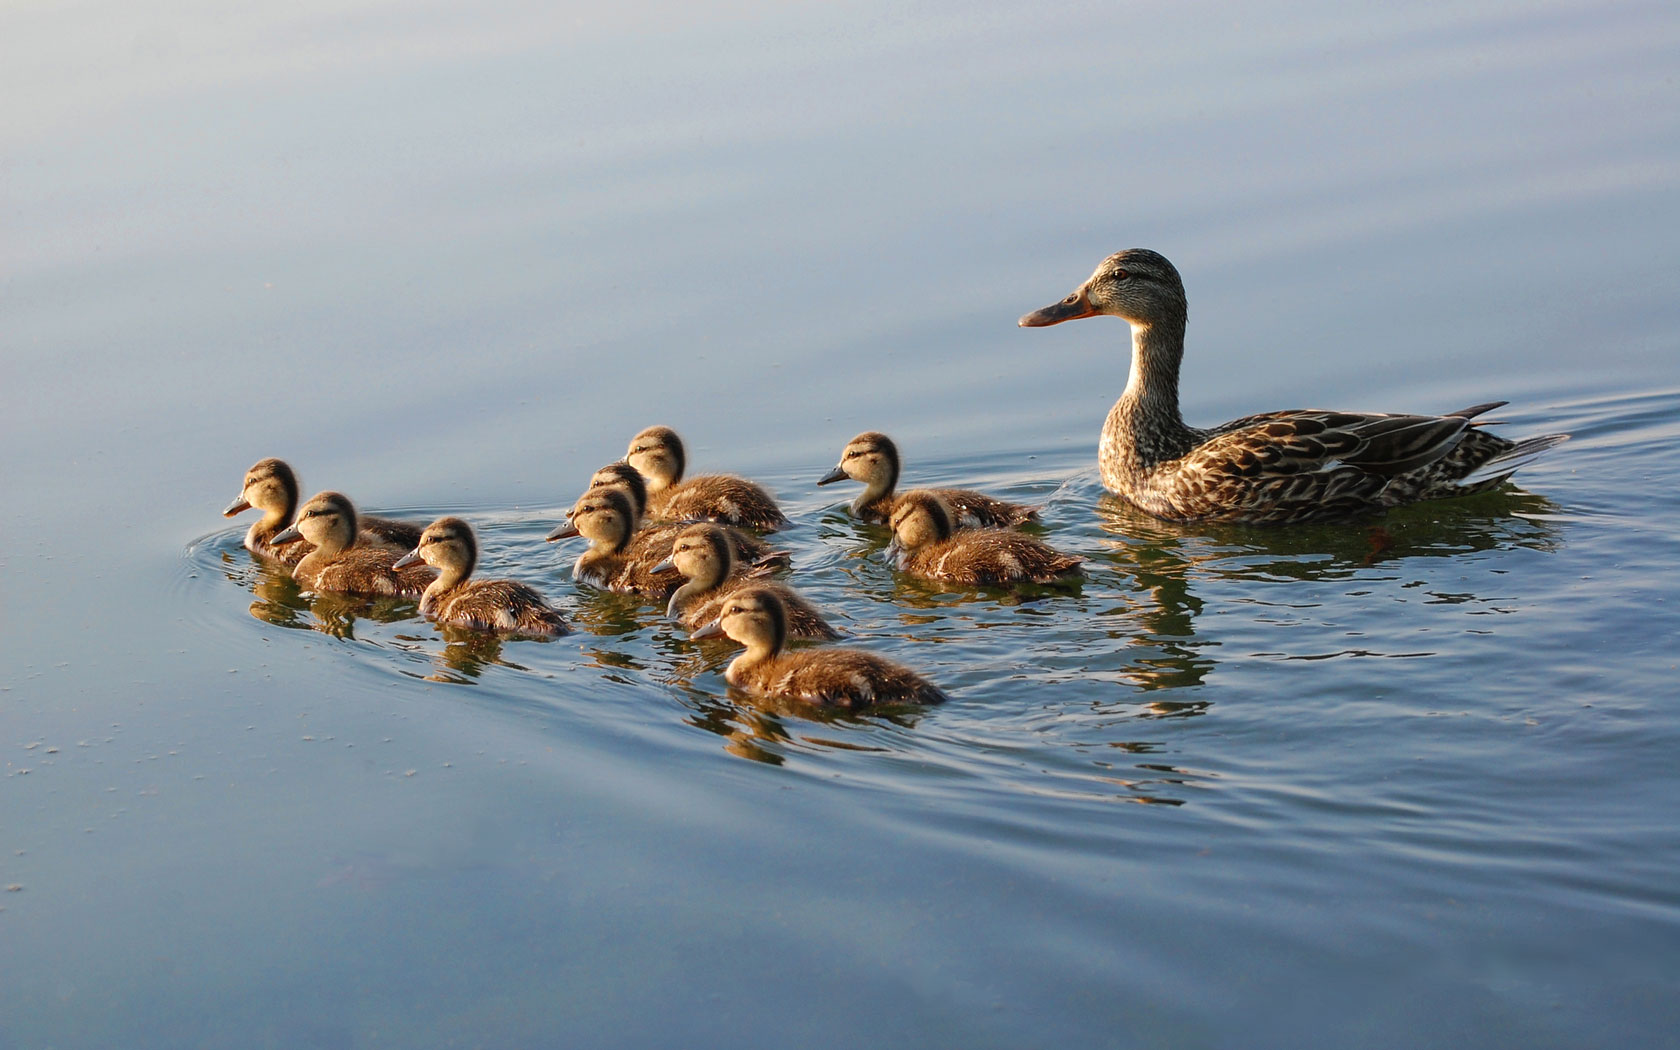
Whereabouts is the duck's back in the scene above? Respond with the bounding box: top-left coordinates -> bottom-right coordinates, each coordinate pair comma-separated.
681,579 -> 838,639
432,579 -> 570,636
296,547 -> 434,598
904,529 -> 1082,585
574,549 -> 682,598
653,475 -> 788,531
731,649 -> 945,709
863,489 -> 1037,528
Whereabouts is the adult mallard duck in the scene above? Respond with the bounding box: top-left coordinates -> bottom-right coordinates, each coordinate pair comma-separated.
888,491 -> 1082,586
1018,249 -> 1569,524
625,426 -> 789,531
271,491 -> 434,598
817,431 -> 1038,528
224,458 -> 425,563
655,523 -> 838,639
393,517 -> 570,636
693,587 -> 946,710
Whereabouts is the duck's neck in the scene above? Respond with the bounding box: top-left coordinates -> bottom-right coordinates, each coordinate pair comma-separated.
854,458 -> 899,516
725,637 -> 778,684
254,493 -> 296,544
294,528 -> 348,577
671,556 -> 727,615
1108,318 -> 1197,471
427,560 -> 470,600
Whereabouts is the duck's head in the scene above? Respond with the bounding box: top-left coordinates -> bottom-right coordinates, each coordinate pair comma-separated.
587,461 -> 649,522
653,522 -> 734,581
1018,248 -> 1186,329
224,457 -> 299,517
550,486 -> 635,549
818,431 -> 898,488
692,586 -> 787,654
625,426 -> 685,490
888,489 -> 955,551
394,516 -> 476,575
272,490 -> 357,552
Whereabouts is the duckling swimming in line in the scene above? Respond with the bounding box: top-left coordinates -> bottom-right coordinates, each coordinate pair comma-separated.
547,486 -> 685,598
693,587 -> 946,710
271,491 -> 434,598
393,517 -> 570,637
1018,248 -> 1569,524
888,491 -> 1082,586
818,431 -> 1038,528
625,425 -> 789,531
574,461 -> 789,568
656,523 -> 839,639
223,458 -> 423,564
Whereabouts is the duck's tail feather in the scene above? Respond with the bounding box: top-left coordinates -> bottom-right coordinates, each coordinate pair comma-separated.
1459,432 -> 1571,487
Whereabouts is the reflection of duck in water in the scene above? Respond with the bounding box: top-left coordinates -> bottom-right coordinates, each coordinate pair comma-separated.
625,425 -> 789,530
694,587 -> 946,710
223,458 -> 422,564
657,523 -> 839,638
817,431 -> 1038,527
272,491 -> 434,598
1020,249 -> 1568,524
888,491 -> 1082,586
394,517 -> 570,637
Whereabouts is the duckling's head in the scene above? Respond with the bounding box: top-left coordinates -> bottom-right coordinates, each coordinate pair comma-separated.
273,490 -> 358,552
625,426 -> 685,490
888,489 -> 955,550
588,461 -> 649,522
224,457 -> 300,517
394,516 -> 476,576
662,522 -> 734,582
818,431 -> 899,488
1018,248 -> 1186,330
692,586 -> 787,655
560,487 -> 636,550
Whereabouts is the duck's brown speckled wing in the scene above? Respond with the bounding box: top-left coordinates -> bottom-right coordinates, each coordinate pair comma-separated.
300,548 -> 434,598
655,475 -> 789,531
741,650 -> 946,709
904,530 -> 1082,586
682,579 -> 839,639
360,515 -> 425,551
434,580 -> 569,636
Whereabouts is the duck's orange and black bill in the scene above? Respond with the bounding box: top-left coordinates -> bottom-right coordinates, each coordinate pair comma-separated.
545,522 -> 580,542
817,466 -> 847,486
223,495 -> 252,516
1018,290 -> 1096,327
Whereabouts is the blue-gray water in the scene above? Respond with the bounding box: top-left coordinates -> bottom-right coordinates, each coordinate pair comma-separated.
4,1 -> 1678,1047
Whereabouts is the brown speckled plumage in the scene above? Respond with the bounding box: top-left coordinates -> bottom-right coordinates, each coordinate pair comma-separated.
394,517 -> 569,636
274,491 -> 434,598
626,425 -> 789,531
1019,249 -> 1569,524
889,491 -> 1082,585
548,487 -> 684,597
577,461 -> 788,568
818,431 -> 1038,528
662,523 -> 839,639
224,457 -> 423,564
693,588 -> 945,710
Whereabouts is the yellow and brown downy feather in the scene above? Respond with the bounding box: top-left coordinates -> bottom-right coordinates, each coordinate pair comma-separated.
888,491 -> 1082,586
1019,249 -> 1569,525
223,457 -> 423,565
394,517 -> 570,636
818,431 -> 1038,528
546,486 -> 685,597
580,461 -> 789,569
657,523 -> 839,639
626,425 -> 789,531
272,491 -> 434,598
692,587 -> 945,710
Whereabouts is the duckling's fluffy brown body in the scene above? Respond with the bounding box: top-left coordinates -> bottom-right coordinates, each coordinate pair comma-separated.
890,490 -> 1082,586
549,487 -> 684,598
573,462 -> 789,568
276,491 -> 434,598
397,517 -> 570,637
663,524 -> 838,639
225,458 -> 422,565
695,588 -> 944,710
819,432 -> 1038,528
626,426 -> 789,531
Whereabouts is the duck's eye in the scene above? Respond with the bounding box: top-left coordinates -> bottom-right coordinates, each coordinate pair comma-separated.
1063,293 -> 1078,304
1113,268 -> 1129,280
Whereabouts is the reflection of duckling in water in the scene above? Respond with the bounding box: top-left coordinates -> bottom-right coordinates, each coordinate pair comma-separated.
272,491 -> 434,598
393,517 -> 570,636
574,461 -> 788,568
625,425 -> 789,530
693,587 -> 946,710
888,491 -> 1083,586
548,487 -> 684,598
818,431 -> 1038,527
223,458 -> 422,564
656,523 -> 839,639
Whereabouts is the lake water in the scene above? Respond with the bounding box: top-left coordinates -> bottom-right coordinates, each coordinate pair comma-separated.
5,1 -> 1678,1046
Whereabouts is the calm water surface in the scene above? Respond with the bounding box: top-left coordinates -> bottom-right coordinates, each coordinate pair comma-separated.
4,1 -> 1678,1047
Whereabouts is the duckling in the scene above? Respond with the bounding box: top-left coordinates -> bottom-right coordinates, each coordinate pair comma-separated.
393,517 -> 570,637
272,491 -> 435,598
545,486 -> 684,597
223,457 -> 423,564
625,426 -> 789,530
888,490 -> 1083,586
571,461 -> 791,569
655,523 -> 839,639
693,587 -> 946,710
1018,248 -> 1570,523
817,431 -> 1039,527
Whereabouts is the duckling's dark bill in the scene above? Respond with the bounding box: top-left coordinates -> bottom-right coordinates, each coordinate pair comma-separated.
545,523 -> 580,541
1018,293 -> 1097,327
817,466 -> 847,486
222,496 -> 252,516
392,549 -> 423,569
